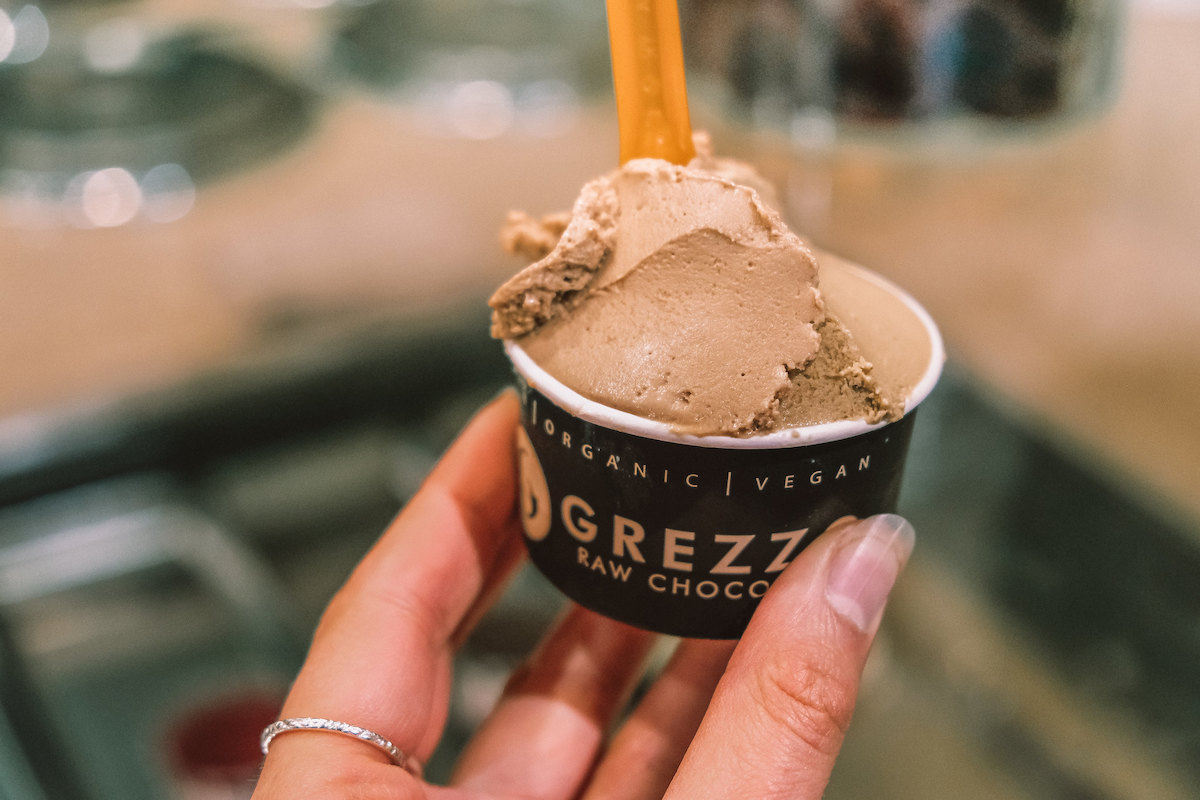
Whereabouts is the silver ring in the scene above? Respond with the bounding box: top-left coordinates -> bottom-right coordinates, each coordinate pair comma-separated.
260,717 -> 422,777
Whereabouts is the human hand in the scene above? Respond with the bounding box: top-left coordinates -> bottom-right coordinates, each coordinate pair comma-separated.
253,390 -> 915,799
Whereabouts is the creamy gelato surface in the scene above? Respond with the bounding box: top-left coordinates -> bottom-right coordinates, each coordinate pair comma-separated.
489,143 -> 910,436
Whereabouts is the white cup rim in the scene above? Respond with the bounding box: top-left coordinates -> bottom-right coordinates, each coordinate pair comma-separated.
505,262 -> 944,450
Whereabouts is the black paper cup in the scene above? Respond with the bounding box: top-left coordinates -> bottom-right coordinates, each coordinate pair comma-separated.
505,259 -> 943,638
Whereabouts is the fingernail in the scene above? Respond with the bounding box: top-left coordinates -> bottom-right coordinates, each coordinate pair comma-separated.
825,514 -> 915,632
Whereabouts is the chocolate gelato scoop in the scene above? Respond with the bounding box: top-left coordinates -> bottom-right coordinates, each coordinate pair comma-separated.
490,142 -> 913,437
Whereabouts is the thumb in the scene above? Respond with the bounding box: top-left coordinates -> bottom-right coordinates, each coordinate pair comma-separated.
666,514 -> 915,800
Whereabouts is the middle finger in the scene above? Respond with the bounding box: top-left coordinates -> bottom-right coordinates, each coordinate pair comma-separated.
583,637 -> 736,800
449,605 -> 657,799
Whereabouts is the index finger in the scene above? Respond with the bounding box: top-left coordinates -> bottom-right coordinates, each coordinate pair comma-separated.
268,391 -> 525,768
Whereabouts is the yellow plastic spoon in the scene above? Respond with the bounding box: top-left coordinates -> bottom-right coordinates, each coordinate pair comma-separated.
606,0 -> 695,165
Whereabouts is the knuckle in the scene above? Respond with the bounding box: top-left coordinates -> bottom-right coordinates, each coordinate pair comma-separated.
750,645 -> 857,758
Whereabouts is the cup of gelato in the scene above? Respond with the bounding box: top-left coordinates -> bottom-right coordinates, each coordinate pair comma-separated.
491,138 -> 943,638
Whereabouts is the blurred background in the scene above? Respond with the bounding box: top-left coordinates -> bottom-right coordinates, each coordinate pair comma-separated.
1,0 -> 1197,797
